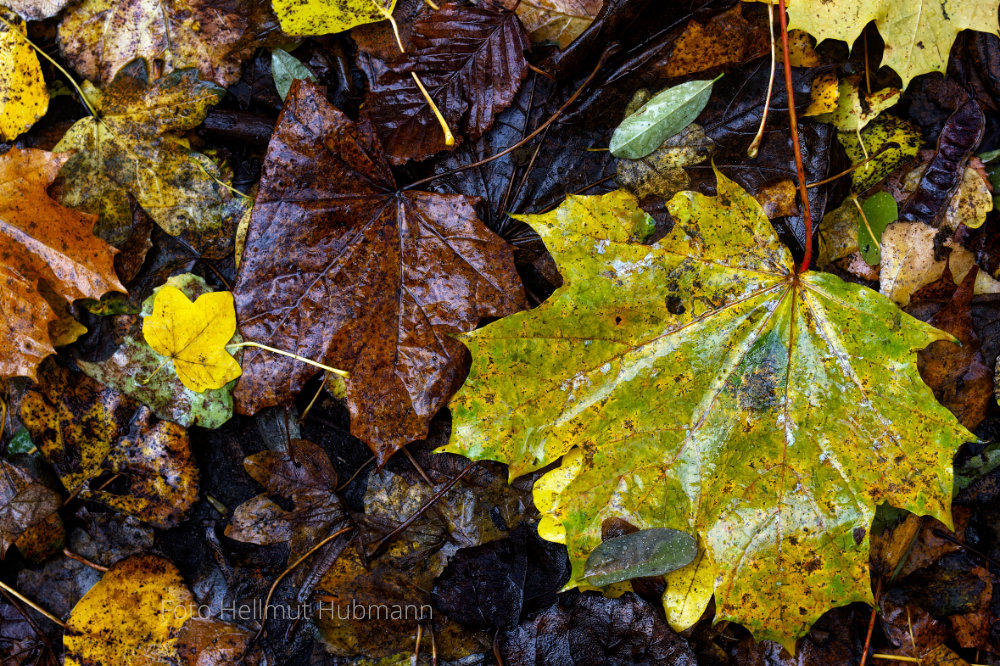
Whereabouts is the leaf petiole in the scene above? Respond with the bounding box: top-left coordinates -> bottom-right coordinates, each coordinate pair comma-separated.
139,356 -> 171,385
226,341 -> 350,378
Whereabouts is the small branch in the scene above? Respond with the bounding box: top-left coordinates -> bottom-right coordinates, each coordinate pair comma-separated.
336,457 -> 375,492
63,549 -> 108,572
0,581 -> 66,629
368,461 -> 478,559
805,143 -> 899,189
227,342 -> 349,378
776,0 -> 813,273
404,45 -> 620,191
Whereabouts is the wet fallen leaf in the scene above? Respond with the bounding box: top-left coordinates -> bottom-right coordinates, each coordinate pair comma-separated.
78,274 -> 240,429
498,592 -> 696,665
785,0 -> 1000,87
839,114 -> 922,193
0,459 -> 61,558
858,191 -> 898,265
615,122 -> 714,200
0,9 -> 48,141
58,0 -> 255,87
21,363 -> 199,528
233,79 -> 524,462
442,169 -> 971,647
359,2 -> 529,163
879,221 -> 946,306
63,554 -> 194,666
273,0 -> 395,36
225,439 -> 347,563
0,147 -> 123,382
899,163 -> 993,233
6,0 -> 69,19
515,0 -> 602,48
176,616 -> 259,666
918,269 -> 993,430
662,4 -> 769,79
54,60 -> 245,256
813,77 -> 901,132
610,78 -> 717,159
143,285 -> 242,393
270,47 -> 315,101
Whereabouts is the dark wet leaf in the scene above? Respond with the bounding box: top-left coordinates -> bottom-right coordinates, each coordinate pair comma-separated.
0,458 -> 61,558
225,439 -> 348,564
358,2 -> 529,163
232,79 -> 525,462
917,269 -> 994,430
498,592 -> 696,665
431,522 -> 570,630
899,100 -> 986,227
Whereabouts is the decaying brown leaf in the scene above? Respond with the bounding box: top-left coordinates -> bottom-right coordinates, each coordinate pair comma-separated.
0,148 -> 123,381
663,5 -> 770,78
225,439 -> 347,563
0,459 -> 61,558
233,79 -> 525,462
359,2 -> 529,163
21,363 -> 198,529
514,0 -> 602,48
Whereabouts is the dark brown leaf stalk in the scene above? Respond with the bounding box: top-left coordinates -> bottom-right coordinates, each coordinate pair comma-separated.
776,0 -> 812,272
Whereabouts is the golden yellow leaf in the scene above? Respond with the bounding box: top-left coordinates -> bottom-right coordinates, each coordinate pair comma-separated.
143,285 -> 242,392
0,9 -> 48,141
63,554 -> 194,666
272,0 -> 397,37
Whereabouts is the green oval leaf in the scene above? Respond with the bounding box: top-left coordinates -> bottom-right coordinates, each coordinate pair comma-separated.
609,78 -> 718,160
859,191 -> 898,265
585,528 -> 697,587
271,48 -> 317,102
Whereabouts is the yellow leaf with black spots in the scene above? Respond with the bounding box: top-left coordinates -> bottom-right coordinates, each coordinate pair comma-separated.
441,168 -> 972,649
0,8 -> 48,140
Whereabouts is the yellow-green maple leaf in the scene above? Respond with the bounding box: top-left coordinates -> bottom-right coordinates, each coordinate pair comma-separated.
440,169 -> 972,648
54,59 -> 244,255
782,0 -> 999,88
272,0 -> 397,37
143,285 -> 241,392
0,8 -> 48,140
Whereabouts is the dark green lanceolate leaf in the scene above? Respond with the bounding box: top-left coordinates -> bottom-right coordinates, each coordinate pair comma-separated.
584,528 -> 696,587
609,78 -> 717,159
440,169 -> 972,647
859,192 -> 898,265
270,48 -> 315,101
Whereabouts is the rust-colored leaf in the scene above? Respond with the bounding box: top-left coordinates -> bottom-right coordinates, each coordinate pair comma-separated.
0,148 -> 123,381
662,5 -> 770,79
358,2 -> 529,164
918,268 -> 994,430
233,79 -> 524,462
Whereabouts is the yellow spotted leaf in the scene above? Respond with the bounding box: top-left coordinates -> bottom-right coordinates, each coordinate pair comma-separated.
272,0 -> 397,37
0,9 -> 48,141
143,285 -> 242,392
779,0 -> 1000,89
63,554 -> 194,666
441,169 -> 972,648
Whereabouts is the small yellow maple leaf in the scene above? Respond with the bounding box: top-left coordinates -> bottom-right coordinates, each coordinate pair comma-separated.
143,286 -> 242,392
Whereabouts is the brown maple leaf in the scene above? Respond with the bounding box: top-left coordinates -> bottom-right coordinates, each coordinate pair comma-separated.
359,2 -> 530,164
0,148 -> 123,380
0,460 -> 61,558
233,79 -> 525,462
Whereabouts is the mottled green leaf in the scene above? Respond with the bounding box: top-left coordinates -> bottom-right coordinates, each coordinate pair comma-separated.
441,168 -> 972,648
837,114 -> 921,193
609,78 -> 717,160
271,48 -> 316,101
585,528 -> 697,587
78,274 -> 239,429
858,192 -> 897,265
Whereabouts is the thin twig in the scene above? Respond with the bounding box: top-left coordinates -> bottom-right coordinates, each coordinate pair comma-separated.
404,45 -> 620,191
805,143 -> 899,189
748,2 -> 776,158
336,457 -> 375,492
63,549 -> 108,572
776,0 -> 813,272
932,528 -> 1000,570
859,578 -> 883,666
526,62 -> 554,80
297,374 -> 327,424
369,461 -> 478,559
402,447 -> 433,485
0,582 -> 66,629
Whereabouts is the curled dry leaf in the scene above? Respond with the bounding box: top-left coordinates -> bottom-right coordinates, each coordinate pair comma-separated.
63,554 -> 193,666
54,60 -> 244,257
225,439 -> 347,564
233,79 -> 524,462
0,459 -> 61,558
0,9 -> 48,141
359,2 -> 529,163
514,0 -> 603,48
0,148 -> 123,381
79,274 -> 240,429
58,0 -> 254,86
442,169 -> 971,647
21,364 -> 198,529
